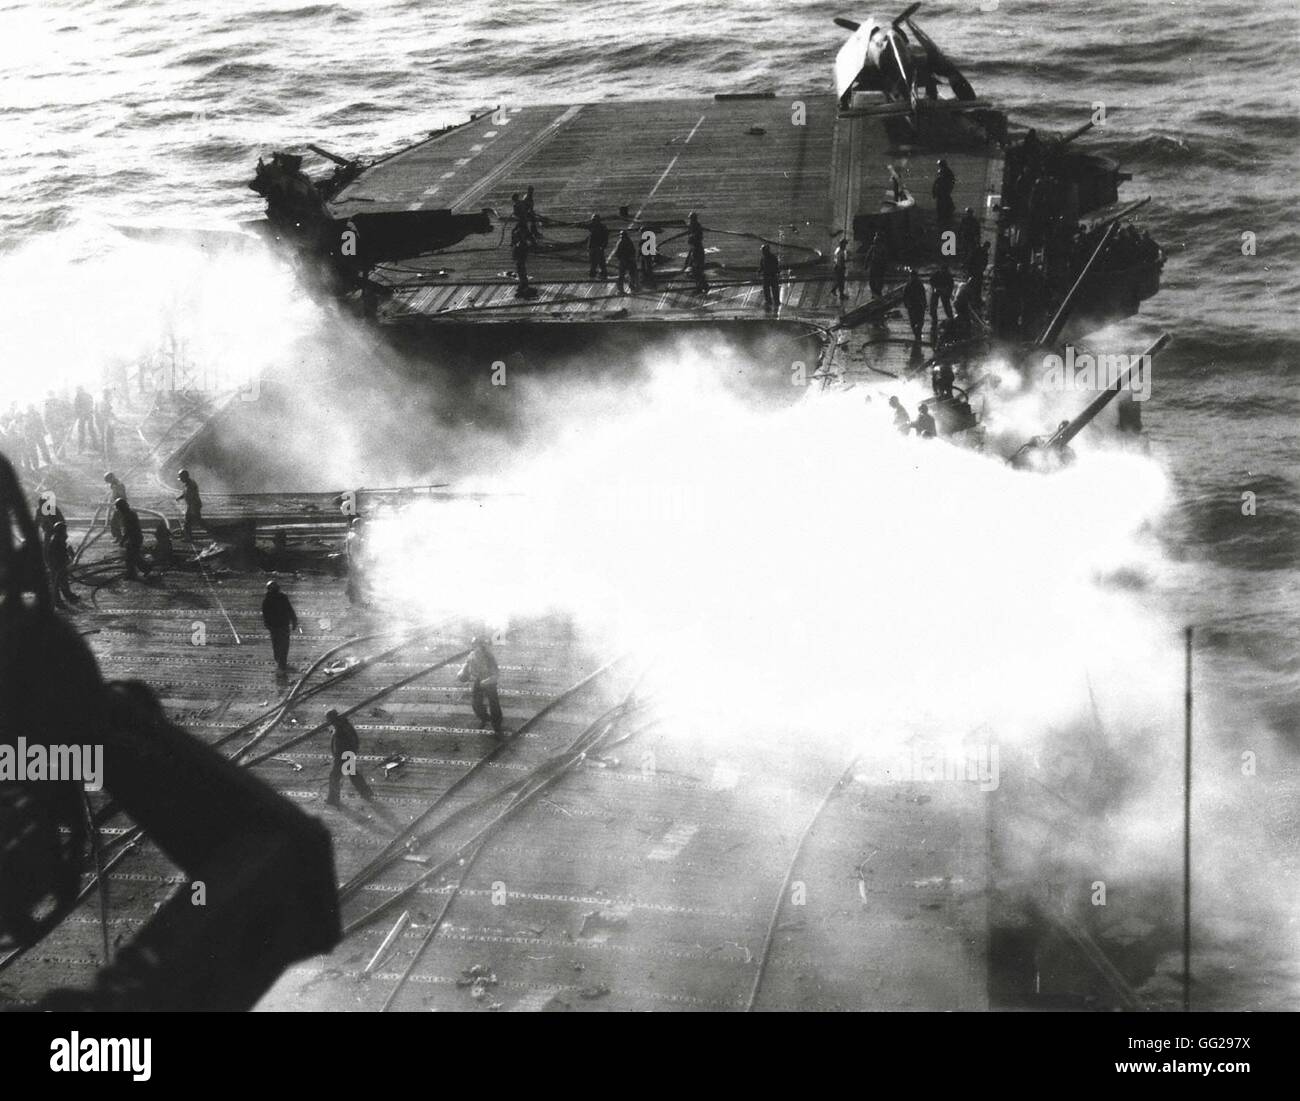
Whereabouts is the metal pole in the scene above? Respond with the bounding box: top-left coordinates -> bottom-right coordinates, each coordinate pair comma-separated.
1183,626 -> 1193,1012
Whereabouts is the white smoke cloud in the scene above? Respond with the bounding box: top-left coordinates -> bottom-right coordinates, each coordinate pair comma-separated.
364,341 -> 1176,756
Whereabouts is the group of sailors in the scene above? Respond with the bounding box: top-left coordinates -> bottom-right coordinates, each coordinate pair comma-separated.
513,190 -> 806,307
885,385 -> 974,443
31,467 -> 204,607
319,633 -> 504,812
888,394 -> 938,439
0,386 -> 118,472
993,129 -> 1164,337
882,254 -> 983,348
508,175 -> 999,323
513,189 -> 719,299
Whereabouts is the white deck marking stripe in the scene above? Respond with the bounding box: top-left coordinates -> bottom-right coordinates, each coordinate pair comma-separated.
452,104 -> 583,211
633,155 -> 679,221
633,114 -> 705,220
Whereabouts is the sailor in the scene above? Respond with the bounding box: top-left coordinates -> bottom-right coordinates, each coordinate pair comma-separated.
912,402 -> 937,439
510,192 -> 535,244
957,207 -> 979,263
44,390 -> 69,450
261,579 -> 300,678
953,277 -> 974,320
523,184 -> 541,238
864,232 -> 888,298
153,520 -> 174,569
344,516 -> 367,605
889,395 -> 910,434
176,468 -> 202,541
758,244 -> 781,309
587,214 -> 609,278
324,708 -> 377,807
73,385 -> 98,451
1021,128 -> 1042,170
33,490 -> 65,541
458,635 -> 504,737
931,360 -> 955,399
104,472 -> 128,544
45,520 -> 78,608
929,263 -> 955,329
25,405 -> 51,466
902,270 -> 928,342
932,160 -> 956,226
614,228 -> 638,294
1026,174 -> 1052,246
97,391 -> 116,459
116,498 -> 150,580
511,222 -> 530,293
831,237 -> 849,299
633,222 -> 658,287
685,212 -> 708,293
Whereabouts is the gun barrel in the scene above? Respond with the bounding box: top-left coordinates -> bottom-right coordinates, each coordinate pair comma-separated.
1060,120 -> 1096,145
307,143 -> 352,167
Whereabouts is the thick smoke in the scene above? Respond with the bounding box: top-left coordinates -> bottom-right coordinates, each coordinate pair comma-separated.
7,232 -> 1292,1008
353,338 -> 1295,1009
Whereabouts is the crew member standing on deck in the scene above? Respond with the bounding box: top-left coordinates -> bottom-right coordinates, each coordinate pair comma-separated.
932,159 -> 956,226
102,470 -> 128,545
929,263 -> 955,331
953,278 -> 975,334
614,228 -> 638,294
633,222 -> 657,287
324,708 -> 377,807
932,359 -> 955,399
523,185 -> 541,239
510,192 -> 535,245
511,222 -> 531,294
104,472 -> 127,544
685,212 -> 709,293
25,406 -> 50,466
97,390 -> 116,460
889,395 -> 910,433
832,237 -> 849,299
912,402 -> 937,439
344,516 -> 368,606
758,244 -> 781,310
34,490 -> 65,541
116,499 -> 150,581
458,635 -> 504,737
45,521 -> 78,608
864,232 -> 888,298
903,270 -> 928,343
262,579 -> 300,678
587,214 -> 609,278
957,207 -> 979,264
176,468 -> 202,541
73,385 -> 98,452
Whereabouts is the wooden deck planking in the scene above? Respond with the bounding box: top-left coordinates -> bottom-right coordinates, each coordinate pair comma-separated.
333,94 -> 1000,327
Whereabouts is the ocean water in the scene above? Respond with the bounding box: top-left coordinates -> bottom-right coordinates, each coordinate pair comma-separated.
1,0 -> 1296,1007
